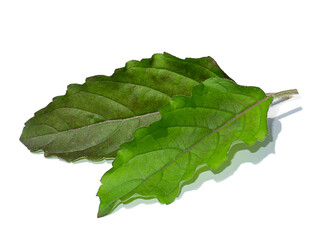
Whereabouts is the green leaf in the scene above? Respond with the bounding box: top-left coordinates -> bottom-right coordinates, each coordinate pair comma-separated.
97,77 -> 273,217
20,53 -> 232,162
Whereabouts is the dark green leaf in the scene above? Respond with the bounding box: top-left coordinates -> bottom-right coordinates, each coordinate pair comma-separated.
20,53 -> 232,162
97,77 -> 273,217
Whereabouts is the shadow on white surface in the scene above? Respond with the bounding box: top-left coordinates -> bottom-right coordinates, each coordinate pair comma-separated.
181,107 -> 302,191
112,107 -> 303,214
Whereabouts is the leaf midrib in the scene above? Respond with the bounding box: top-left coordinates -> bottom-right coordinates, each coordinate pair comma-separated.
22,111 -> 161,141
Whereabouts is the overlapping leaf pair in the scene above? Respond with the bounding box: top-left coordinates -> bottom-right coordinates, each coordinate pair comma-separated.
20,53 -> 273,217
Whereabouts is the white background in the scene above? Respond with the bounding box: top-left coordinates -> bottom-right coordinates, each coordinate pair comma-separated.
0,0 -> 318,239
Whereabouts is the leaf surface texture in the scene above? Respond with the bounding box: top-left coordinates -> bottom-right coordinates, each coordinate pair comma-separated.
20,53 -> 231,162
97,78 -> 273,217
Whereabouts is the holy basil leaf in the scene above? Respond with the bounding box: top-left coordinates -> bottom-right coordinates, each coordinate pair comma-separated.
20,53 -> 232,162
97,77 -> 273,217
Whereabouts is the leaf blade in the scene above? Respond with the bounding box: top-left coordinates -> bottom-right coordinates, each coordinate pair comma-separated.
20,53 -> 231,162
97,77 -> 273,217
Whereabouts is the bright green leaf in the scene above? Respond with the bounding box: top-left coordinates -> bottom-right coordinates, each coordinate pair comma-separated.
20,53 -> 232,162
97,77 -> 273,217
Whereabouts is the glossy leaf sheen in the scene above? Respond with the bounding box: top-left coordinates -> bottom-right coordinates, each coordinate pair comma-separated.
20,53 -> 231,162
97,78 -> 273,217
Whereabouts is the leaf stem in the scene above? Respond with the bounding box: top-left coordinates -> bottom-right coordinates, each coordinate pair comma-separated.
266,89 -> 299,100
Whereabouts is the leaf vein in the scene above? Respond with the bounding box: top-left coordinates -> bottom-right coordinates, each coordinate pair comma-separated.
112,96 -> 271,205
23,112 -> 160,141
